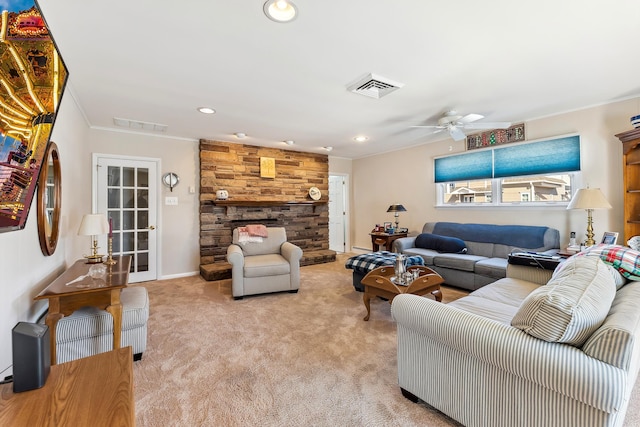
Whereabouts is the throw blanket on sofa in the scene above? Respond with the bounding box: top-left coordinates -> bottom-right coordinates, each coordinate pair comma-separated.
432,222 -> 549,248
577,244 -> 640,280
237,224 -> 268,244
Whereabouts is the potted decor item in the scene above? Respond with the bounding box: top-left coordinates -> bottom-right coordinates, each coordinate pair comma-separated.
216,189 -> 228,200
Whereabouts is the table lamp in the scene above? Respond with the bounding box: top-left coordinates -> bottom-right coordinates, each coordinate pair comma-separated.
387,204 -> 407,230
77,213 -> 110,263
566,187 -> 612,246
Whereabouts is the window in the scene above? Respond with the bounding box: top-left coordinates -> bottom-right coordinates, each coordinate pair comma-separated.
435,135 -> 579,207
442,180 -> 493,205
439,174 -> 574,206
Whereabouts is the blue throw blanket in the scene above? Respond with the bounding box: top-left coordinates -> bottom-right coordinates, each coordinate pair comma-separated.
345,251 -> 424,274
432,222 -> 549,248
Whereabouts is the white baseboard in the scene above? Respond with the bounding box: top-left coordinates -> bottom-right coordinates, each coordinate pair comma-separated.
160,271 -> 200,280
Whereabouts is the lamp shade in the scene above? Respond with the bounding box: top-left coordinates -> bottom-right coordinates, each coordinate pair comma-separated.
387,204 -> 407,213
77,214 -> 109,236
566,188 -> 612,210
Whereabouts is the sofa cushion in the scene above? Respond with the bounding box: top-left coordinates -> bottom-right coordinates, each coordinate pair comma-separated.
401,248 -> 437,265
474,257 -> 508,279
448,277 -> 541,324
414,233 -> 467,254
431,222 -> 550,248
511,256 -> 616,346
433,253 -> 487,272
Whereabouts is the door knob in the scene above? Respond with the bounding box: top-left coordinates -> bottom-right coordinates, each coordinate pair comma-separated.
148,225 -> 156,230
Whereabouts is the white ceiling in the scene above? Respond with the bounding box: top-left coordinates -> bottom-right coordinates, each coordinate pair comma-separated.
36,0 -> 640,159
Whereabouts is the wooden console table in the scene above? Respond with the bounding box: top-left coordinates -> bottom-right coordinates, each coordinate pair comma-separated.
34,256 -> 131,365
0,347 -> 134,426
370,232 -> 407,252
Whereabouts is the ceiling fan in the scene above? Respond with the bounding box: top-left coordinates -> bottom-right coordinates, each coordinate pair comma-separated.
412,110 -> 511,141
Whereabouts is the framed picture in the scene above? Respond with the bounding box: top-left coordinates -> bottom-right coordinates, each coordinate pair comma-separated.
383,222 -> 392,231
601,232 -> 619,245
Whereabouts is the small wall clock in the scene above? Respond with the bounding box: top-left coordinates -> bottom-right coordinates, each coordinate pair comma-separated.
308,187 -> 321,200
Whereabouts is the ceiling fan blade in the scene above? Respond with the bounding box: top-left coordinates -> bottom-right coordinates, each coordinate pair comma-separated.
458,113 -> 484,124
411,125 -> 444,129
449,126 -> 467,141
463,121 -> 512,130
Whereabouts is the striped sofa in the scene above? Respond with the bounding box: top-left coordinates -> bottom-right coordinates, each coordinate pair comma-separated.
391,256 -> 640,427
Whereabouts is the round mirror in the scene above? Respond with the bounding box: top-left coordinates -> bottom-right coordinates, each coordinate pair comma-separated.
37,141 -> 61,256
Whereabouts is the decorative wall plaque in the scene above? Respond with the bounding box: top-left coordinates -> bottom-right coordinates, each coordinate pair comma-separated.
260,157 -> 275,178
466,123 -> 526,151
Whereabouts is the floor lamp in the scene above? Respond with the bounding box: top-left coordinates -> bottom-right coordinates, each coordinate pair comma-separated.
567,188 -> 612,246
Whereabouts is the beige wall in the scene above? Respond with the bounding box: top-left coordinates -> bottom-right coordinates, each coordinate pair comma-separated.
0,93 -> 89,375
351,98 -> 634,250
86,130 -> 200,278
0,92 -> 635,375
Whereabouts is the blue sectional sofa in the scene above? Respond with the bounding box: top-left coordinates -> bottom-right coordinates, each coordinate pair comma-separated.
393,222 -> 561,290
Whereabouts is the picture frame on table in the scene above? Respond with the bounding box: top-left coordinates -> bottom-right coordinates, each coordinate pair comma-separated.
601,231 -> 619,245
383,222 -> 392,232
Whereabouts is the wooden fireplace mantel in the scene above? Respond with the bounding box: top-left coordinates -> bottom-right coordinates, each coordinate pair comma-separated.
213,200 -> 326,207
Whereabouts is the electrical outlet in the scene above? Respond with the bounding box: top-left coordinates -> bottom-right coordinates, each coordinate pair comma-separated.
165,196 -> 178,206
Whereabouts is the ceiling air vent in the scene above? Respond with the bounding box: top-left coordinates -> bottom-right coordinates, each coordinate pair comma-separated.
113,117 -> 168,132
347,73 -> 404,99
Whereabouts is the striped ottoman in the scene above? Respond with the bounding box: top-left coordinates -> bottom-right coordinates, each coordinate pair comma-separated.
345,251 -> 425,291
44,286 -> 149,364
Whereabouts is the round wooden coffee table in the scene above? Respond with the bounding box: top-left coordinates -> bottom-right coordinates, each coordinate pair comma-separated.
360,265 -> 443,321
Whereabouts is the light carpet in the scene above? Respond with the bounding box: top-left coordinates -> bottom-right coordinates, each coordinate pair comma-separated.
133,254 -> 640,426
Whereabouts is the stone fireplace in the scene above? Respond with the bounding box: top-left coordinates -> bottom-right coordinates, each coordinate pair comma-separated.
199,140 -> 336,280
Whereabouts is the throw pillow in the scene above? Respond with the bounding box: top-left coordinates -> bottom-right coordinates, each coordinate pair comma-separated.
511,256 -> 616,347
414,233 -> 467,254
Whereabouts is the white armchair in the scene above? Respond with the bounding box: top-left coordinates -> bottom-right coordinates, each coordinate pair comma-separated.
226,227 -> 302,299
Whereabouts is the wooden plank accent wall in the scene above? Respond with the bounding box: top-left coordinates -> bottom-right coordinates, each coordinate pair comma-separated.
199,139 -> 333,266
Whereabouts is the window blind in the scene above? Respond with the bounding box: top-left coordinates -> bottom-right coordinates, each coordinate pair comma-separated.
434,135 -> 580,183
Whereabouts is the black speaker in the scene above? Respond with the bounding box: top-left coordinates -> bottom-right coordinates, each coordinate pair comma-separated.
12,322 -> 50,393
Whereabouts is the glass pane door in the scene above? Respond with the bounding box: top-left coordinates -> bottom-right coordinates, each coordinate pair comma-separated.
97,156 -> 157,282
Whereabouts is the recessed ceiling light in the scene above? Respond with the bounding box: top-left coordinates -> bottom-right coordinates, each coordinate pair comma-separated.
353,136 -> 368,142
235,132 -> 247,139
198,107 -> 216,114
263,0 -> 298,23
284,140 -> 294,145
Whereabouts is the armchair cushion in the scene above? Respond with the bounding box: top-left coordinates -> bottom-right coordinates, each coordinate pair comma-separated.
243,254 -> 290,278
233,227 -> 287,256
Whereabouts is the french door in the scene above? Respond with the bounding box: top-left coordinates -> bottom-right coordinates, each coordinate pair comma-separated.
94,155 -> 158,283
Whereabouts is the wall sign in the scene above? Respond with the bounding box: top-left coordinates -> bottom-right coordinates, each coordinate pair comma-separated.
466,123 -> 526,151
260,157 -> 275,178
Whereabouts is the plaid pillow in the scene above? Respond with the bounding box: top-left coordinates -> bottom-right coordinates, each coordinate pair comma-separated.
575,244 -> 640,281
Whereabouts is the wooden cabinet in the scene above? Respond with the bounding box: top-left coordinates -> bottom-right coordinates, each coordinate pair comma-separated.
616,128 -> 640,241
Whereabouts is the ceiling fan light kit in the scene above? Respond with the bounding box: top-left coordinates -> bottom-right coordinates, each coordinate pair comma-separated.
412,110 -> 512,142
